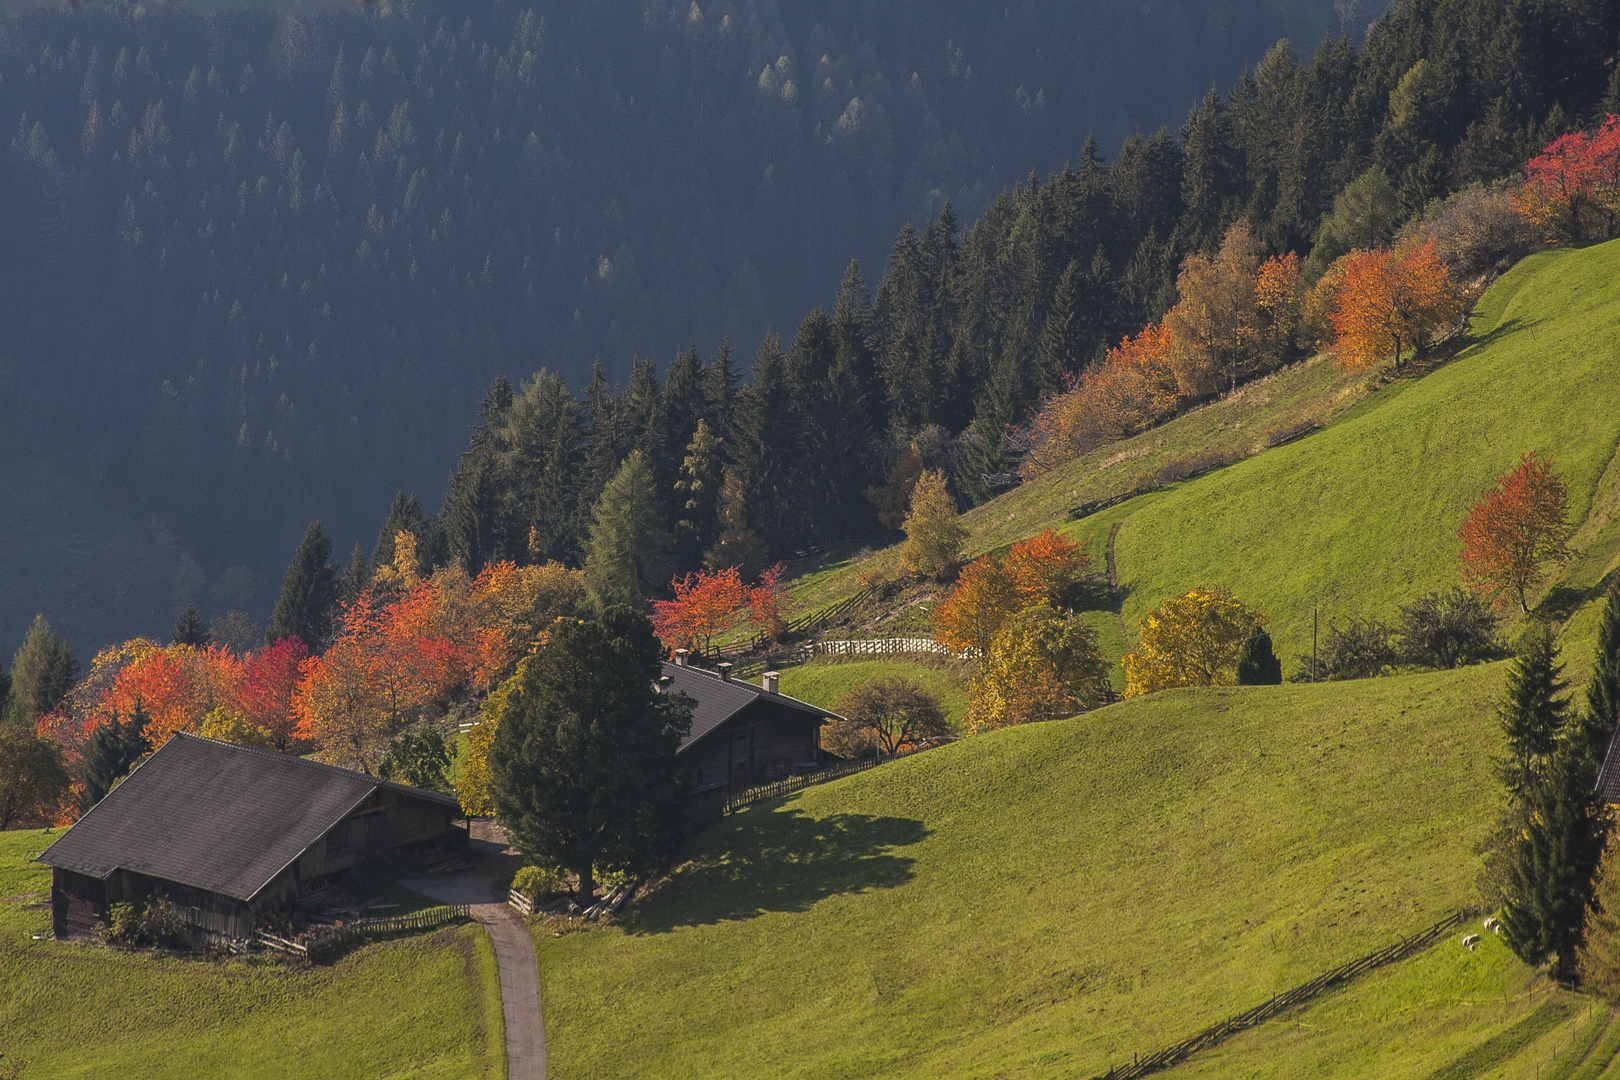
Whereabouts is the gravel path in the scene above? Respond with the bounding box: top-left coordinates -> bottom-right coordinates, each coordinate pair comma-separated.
402,824 -> 545,1079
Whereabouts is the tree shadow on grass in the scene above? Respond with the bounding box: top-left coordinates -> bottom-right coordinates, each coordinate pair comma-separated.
628,809 -> 929,933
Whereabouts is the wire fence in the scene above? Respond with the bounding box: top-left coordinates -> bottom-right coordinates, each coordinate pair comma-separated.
1091,910 -> 1468,1079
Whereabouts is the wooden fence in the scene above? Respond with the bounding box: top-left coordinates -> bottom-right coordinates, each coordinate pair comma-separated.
698,586 -> 880,664
278,904 -> 472,962
724,743 -> 942,814
1091,910 -> 1468,1079
730,635 -> 972,679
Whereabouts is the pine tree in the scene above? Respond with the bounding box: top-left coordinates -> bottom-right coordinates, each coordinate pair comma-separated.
339,543 -> 371,606
674,418 -> 722,559
1501,737 -> 1601,975
1236,627 -> 1283,685
171,604 -> 210,647
489,606 -> 692,901
1585,578 -> 1620,759
583,451 -> 674,611
267,521 -> 339,651
7,615 -> 79,725
78,700 -> 152,811
1497,623 -> 1571,804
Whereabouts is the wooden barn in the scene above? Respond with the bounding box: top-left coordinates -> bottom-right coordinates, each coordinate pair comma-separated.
664,657 -> 838,797
38,732 -> 465,944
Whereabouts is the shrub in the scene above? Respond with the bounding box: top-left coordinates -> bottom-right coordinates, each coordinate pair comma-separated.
1418,183 -> 1544,279
511,864 -> 567,903
104,898 -> 191,950
1398,587 -> 1503,669
1235,628 -> 1282,685
1301,617 -> 1398,681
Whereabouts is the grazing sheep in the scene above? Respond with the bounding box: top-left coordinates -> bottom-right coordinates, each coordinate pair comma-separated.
1482,916 -> 1498,931
1462,933 -> 1480,949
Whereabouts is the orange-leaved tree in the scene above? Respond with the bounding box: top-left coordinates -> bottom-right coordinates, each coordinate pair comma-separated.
746,562 -> 790,641
1328,239 -> 1464,369
1515,115 -> 1620,241
933,529 -> 1091,654
1459,451 -> 1572,613
651,566 -> 747,653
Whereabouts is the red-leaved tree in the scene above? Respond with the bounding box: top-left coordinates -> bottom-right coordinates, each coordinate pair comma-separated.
651,567 -> 747,654
1459,452 -> 1573,613
747,563 -> 790,641
1516,115 -> 1620,241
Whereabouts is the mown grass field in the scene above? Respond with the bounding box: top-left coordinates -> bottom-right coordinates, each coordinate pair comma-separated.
776,658 -> 971,727
0,830 -> 504,1080
536,664 -> 1520,1079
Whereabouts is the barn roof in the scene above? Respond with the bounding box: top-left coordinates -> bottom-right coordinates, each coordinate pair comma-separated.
37,733 -> 457,903
661,662 -> 838,752
1598,728 -> 1620,805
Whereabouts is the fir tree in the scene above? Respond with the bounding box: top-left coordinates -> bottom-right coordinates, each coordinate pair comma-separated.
507,371 -> 584,564
704,338 -> 742,452
7,615 -> 79,725
1497,623 -> 1571,804
489,606 -> 692,901
582,451 -> 674,611
267,521 -> 339,651
171,604 -> 210,647
674,418 -> 723,559
1501,736 -> 1601,976
1236,627 -> 1283,685
78,700 -> 152,811
733,335 -> 797,550
340,543 -> 371,606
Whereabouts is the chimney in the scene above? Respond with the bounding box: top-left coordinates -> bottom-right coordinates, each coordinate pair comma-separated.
673,648 -> 689,667
762,671 -> 780,694
718,662 -> 732,682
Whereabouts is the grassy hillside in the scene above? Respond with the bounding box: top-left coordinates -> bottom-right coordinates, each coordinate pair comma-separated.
790,240 -> 1620,680
0,830 -> 503,1080
1112,241 -> 1620,668
537,665 -> 1512,1079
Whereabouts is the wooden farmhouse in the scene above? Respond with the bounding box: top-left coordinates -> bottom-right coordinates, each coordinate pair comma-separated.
38,732 -> 465,944
664,656 -> 839,794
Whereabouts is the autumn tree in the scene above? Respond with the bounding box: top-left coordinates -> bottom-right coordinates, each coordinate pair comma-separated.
828,677 -> 951,756
704,468 -> 771,579
865,443 -> 924,530
7,615 -> 79,726
0,724 -> 71,829
746,563 -> 791,641
293,634 -> 387,773
1163,220 -> 1265,395
1579,824 -> 1620,999
1459,452 -> 1572,613
456,658 -> 529,817
489,607 -> 692,901
901,470 -> 967,581
933,529 -> 1091,653
1516,115 -> 1620,241
1123,586 -> 1266,696
967,605 -> 1110,731
651,567 -> 747,654
196,706 -> 276,749
237,636 -> 309,751
1328,239 -> 1466,369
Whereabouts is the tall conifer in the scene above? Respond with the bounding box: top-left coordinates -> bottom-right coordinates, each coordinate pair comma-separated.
268,522 -> 339,650
171,604 -> 210,647
7,615 -> 79,726
583,451 -> 674,611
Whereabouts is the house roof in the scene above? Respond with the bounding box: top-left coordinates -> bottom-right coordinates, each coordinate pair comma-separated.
37,732 -> 458,903
661,662 -> 839,752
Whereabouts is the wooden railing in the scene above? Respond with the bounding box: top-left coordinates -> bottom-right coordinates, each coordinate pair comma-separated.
284,904 -> 472,962
1091,910 -> 1468,1079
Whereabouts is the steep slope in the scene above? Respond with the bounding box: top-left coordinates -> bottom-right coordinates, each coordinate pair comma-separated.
538,668 -> 1509,1079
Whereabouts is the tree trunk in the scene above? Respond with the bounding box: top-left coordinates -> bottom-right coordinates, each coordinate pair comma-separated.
576,863 -> 596,904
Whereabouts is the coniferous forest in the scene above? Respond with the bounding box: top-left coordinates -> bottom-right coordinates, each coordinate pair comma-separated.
1,0 -> 1617,645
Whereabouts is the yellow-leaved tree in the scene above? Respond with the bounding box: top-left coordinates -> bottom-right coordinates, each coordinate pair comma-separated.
196,706 -> 276,749
967,605 -> 1110,733
457,658 -> 530,816
1123,586 -> 1265,697
901,469 -> 967,581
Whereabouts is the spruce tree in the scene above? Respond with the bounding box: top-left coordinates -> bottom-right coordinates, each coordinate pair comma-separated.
1497,623 -> 1570,804
267,521 -> 340,651
489,606 -> 691,901
1236,628 -> 1283,685
582,451 -> 674,611
1585,578 -> 1620,759
7,615 -> 79,726
1501,737 -> 1601,975
339,543 -> 371,606
171,604 -> 210,647
703,338 -> 741,451
78,701 -> 153,811
674,418 -> 722,560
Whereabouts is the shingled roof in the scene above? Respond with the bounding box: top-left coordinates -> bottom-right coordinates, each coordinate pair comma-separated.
661,662 -> 839,752
37,733 -> 457,903
1598,728 -> 1620,805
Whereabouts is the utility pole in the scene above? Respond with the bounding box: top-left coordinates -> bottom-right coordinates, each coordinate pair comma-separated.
1312,607 -> 1318,683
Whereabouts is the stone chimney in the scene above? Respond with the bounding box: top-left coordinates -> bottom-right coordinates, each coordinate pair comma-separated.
718,662 -> 732,682
673,648 -> 689,667
762,671 -> 780,694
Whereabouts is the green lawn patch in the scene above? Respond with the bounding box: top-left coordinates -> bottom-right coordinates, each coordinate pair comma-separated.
0,830 -> 503,1080
775,658 -> 971,727
536,665 -> 1505,1079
